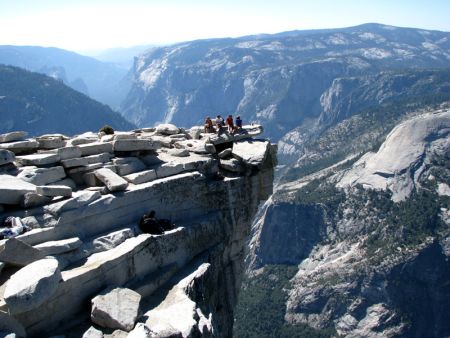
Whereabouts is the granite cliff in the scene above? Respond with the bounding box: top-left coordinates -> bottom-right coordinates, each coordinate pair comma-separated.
240,107 -> 450,337
0,123 -> 275,337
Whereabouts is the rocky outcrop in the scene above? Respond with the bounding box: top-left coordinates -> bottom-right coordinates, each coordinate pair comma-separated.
0,123 -> 275,337
245,108 -> 450,337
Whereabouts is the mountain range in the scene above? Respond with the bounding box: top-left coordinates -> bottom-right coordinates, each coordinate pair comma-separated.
0,65 -> 134,136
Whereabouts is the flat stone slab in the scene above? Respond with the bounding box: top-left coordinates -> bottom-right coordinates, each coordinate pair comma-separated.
18,166 -> 66,186
4,258 -> 62,314
34,237 -> 82,256
55,146 -> 82,160
94,168 -> 128,191
37,136 -> 66,149
232,140 -> 269,168
61,157 -> 89,168
79,142 -> 113,156
91,287 -> 141,331
155,163 -> 184,178
219,158 -> 245,173
0,175 -> 36,204
113,157 -> 147,176
0,238 -> 45,267
167,148 -> 189,157
92,228 -> 134,253
16,153 -> 61,166
36,185 -> 72,197
85,152 -> 112,164
124,169 -> 157,185
112,139 -> 161,152
0,150 -> 15,166
0,139 -> 39,153
0,131 -> 27,143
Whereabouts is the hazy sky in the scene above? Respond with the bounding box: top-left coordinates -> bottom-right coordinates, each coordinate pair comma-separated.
0,0 -> 449,54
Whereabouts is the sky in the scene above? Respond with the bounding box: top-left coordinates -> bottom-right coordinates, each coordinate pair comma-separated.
0,0 -> 449,54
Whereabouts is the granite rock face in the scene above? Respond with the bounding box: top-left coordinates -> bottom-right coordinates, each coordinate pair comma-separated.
0,123 -> 275,337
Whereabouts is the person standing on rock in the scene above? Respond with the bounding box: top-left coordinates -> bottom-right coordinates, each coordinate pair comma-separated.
226,114 -> 234,134
215,115 -> 225,134
235,116 -> 242,131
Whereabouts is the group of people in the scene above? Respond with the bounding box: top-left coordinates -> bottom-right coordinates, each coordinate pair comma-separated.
204,114 -> 242,134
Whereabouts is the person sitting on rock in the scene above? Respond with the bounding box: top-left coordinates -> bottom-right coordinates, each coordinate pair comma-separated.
226,114 -> 234,134
235,116 -> 242,131
215,115 -> 225,134
139,210 -> 164,235
204,116 -> 214,133
0,216 -> 29,240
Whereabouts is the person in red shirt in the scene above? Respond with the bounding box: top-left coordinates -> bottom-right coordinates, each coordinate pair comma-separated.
226,115 -> 234,133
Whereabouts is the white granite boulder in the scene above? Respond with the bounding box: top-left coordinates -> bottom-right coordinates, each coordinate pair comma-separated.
155,163 -> 184,178
0,175 -> 36,204
0,238 -> 45,267
113,157 -> 147,176
18,166 -> 66,186
91,287 -> 142,331
94,168 -> 128,192
155,124 -> 180,136
36,185 -> 72,197
34,237 -> 82,256
55,146 -> 82,160
218,148 -> 232,159
37,135 -> 66,149
79,142 -> 113,156
0,150 -> 15,166
127,323 -> 151,338
232,140 -> 269,168
0,131 -> 27,143
167,148 -> 189,157
4,258 -> 62,314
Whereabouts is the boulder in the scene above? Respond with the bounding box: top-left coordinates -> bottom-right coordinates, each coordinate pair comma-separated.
0,139 -> 39,154
0,175 -> 36,204
0,150 -> 15,166
21,192 -> 52,208
187,126 -> 203,140
18,166 -> 66,186
4,258 -> 62,314
55,146 -> 82,160
0,131 -> 27,143
44,190 -> 101,216
82,326 -> 104,338
34,237 -> 82,256
92,228 -> 134,253
155,124 -> 180,135
167,149 -> 190,157
61,157 -> 89,168
94,168 -> 128,192
232,140 -> 269,168
78,142 -> 113,156
36,185 -> 72,197
219,158 -> 245,173
91,287 -> 141,332
112,139 -> 161,152
124,169 -> 157,185
16,153 -> 61,166
0,238 -> 45,267
0,313 -> 26,338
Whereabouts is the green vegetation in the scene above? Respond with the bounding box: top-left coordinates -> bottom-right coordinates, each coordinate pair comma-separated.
99,124 -> 115,135
234,265 -> 336,338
